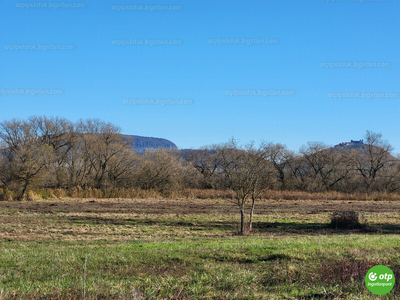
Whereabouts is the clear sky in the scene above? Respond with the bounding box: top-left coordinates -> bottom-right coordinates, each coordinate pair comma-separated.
1,0 -> 399,153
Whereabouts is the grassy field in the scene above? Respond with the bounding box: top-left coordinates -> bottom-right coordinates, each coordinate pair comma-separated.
0,198 -> 399,299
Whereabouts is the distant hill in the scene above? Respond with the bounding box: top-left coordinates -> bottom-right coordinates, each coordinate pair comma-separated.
122,135 -> 178,152
333,139 -> 366,151
332,139 -> 396,160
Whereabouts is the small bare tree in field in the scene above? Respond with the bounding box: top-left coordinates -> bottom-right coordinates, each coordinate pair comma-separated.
248,149 -> 273,231
216,139 -> 272,235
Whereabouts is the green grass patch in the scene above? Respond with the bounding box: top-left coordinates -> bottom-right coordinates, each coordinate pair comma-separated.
0,198 -> 399,298
0,235 -> 399,299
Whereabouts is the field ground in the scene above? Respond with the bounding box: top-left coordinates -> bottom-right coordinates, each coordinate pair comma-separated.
0,198 -> 399,299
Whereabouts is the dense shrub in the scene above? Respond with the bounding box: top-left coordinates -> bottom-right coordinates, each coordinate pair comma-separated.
329,211 -> 364,229
26,190 -> 38,201
0,189 -> 13,201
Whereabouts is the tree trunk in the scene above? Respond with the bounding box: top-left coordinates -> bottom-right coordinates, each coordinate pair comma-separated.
240,206 -> 245,235
19,181 -> 29,201
249,196 -> 255,231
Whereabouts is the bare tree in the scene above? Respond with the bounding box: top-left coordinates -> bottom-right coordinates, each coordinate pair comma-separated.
350,131 -> 394,192
135,149 -> 184,193
57,119 -> 135,189
285,152 -> 308,191
300,142 -> 351,192
0,119 -> 54,199
75,119 -> 133,189
187,147 -> 219,189
267,143 -> 294,190
216,139 -> 272,235
0,140 -> 13,190
248,144 -> 274,231
107,147 -> 138,188
2,115 -> 400,201
31,116 -> 76,187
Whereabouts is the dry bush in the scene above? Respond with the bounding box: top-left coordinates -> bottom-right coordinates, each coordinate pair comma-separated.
179,189 -> 369,201
102,188 -> 123,198
34,189 -> 55,199
258,190 -> 400,201
38,187 -> 163,199
161,189 -> 181,199
133,188 -> 161,199
52,188 -> 66,198
0,189 -> 13,201
26,187 -> 400,201
329,211 -> 364,229
367,192 -> 400,201
261,190 -> 363,201
29,187 -> 232,200
26,190 -> 38,201
179,189 -> 400,201
0,194 -> 13,201
67,186 -> 82,198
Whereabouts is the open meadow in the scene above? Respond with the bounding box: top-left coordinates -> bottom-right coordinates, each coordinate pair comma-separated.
2,0 -> 399,298
0,197 -> 399,299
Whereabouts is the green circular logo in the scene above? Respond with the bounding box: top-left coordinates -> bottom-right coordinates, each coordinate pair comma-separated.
365,265 -> 395,295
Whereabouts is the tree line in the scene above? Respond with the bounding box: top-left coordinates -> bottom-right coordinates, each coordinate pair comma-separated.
0,116 -> 191,200
1,116 -> 399,234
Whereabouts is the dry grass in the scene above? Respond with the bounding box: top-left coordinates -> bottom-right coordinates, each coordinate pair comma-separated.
0,197 -> 399,242
3,188 -> 400,202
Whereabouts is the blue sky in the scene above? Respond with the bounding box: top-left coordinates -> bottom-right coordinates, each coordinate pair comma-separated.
1,0 -> 399,152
